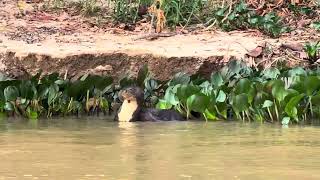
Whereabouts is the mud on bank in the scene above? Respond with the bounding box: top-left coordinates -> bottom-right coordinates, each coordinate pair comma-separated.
0,51 -> 228,81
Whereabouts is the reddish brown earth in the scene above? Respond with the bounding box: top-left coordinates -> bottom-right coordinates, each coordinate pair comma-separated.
0,0 -> 318,81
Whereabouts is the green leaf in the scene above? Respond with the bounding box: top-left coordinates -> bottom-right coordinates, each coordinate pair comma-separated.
137,65 -> 149,88
145,79 -> 158,91
26,107 -> 38,120
234,78 -> 251,94
119,77 -> 135,88
19,81 -> 37,99
55,80 -> 66,85
177,84 -> 200,102
164,87 -> 179,106
86,75 -> 113,91
38,85 -> 49,100
216,102 -> 227,119
285,94 -> 304,118
199,81 -> 213,95
311,21 -> 320,31
211,72 -> 224,88
215,7 -> 226,17
187,93 -> 210,113
99,98 -> 109,110
262,67 -> 280,79
48,84 -> 59,105
282,117 -> 290,125
262,100 -> 273,108
4,86 -> 19,101
204,109 -> 216,121
156,99 -> 173,110
226,60 -> 241,79
304,76 -> 320,96
4,102 -> 14,111
287,67 -> 306,77
232,93 -> 249,113
311,94 -> 320,106
216,90 -> 226,102
168,72 -> 190,86
272,82 -> 288,102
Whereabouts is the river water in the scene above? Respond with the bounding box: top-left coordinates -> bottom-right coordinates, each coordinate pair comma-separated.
0,118 -> 319,179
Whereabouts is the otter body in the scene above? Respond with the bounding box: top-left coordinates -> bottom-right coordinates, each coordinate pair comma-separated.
115,86 -> 185,122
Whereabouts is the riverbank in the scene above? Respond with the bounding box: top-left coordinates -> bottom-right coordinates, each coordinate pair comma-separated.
1,0 -> 319,80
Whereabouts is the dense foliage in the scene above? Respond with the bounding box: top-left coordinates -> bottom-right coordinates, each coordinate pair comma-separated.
45,0 -> 319,37
0,65 -> 162,120
212,1 -> 289,37
157,61 -> 320,125
3,61 -> 320,125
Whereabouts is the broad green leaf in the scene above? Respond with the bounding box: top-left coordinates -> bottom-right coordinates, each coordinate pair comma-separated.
226,60 -> 241,79
288,67 -> 306,77
234,79 -> 251,94
204,109 -> 216,121
4,102 -> 14,111
216,90 -> 226,102
211,72 -> 224,87
304,76 -> 320,96
262,100 -> 273,108
282,117 -> 290,125
285,94 -> 304,118
177,84 -> 200,102
199,81 -> 213,95
168,72 -> 190,86
145,79 -> 158,91
4,86 -> 19,101
156,99 -> 173,110
216,102 -> 227,119
262,67 -> 280,79
164,88 -> 179,106
119,77 -> 135,88
187,93 -> 210,113
272,82 -> 288,102
55,80 -> 66,85
232,93 -> 249,113
19,81 -> 37,99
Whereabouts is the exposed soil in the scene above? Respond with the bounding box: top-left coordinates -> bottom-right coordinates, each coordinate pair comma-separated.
0,0 -> 319,81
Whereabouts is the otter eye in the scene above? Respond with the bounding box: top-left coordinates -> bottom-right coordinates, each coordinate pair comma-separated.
128,100 -> 131,103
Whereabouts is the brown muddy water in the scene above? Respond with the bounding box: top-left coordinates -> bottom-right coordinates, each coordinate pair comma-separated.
0,118 -> 320,180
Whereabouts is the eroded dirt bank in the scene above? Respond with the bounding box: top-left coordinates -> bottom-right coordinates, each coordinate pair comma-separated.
0,32 -> 269,81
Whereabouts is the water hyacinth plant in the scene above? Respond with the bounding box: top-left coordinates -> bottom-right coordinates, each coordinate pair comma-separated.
157,60 -> 320,125
2,60 -> 320,125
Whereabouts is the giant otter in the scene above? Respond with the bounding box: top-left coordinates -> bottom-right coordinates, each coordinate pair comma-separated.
115,86 -> 185,122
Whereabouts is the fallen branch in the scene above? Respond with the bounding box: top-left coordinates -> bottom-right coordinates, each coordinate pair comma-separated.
132,32 -> 177,41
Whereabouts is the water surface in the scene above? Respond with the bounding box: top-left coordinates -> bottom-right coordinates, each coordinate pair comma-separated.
0,118 -> 319,179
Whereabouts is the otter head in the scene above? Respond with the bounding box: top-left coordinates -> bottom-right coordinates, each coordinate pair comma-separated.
117,86 -> 144,122
119,86 -> 144,105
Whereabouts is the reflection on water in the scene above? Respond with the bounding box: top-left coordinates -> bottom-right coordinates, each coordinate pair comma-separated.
0,118 -> 320,179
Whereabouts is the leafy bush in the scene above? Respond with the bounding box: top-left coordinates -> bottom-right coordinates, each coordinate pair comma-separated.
157,60 -> 320,125
304,41 -> 320,63
212,1 -> 289,37
161,0 -> 204,28
3,60 -> 320,125
71,0 -> 102,17
311,21 -> 320,31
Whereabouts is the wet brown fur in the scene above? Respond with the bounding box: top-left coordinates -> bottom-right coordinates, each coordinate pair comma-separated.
115,86 -> 185,122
